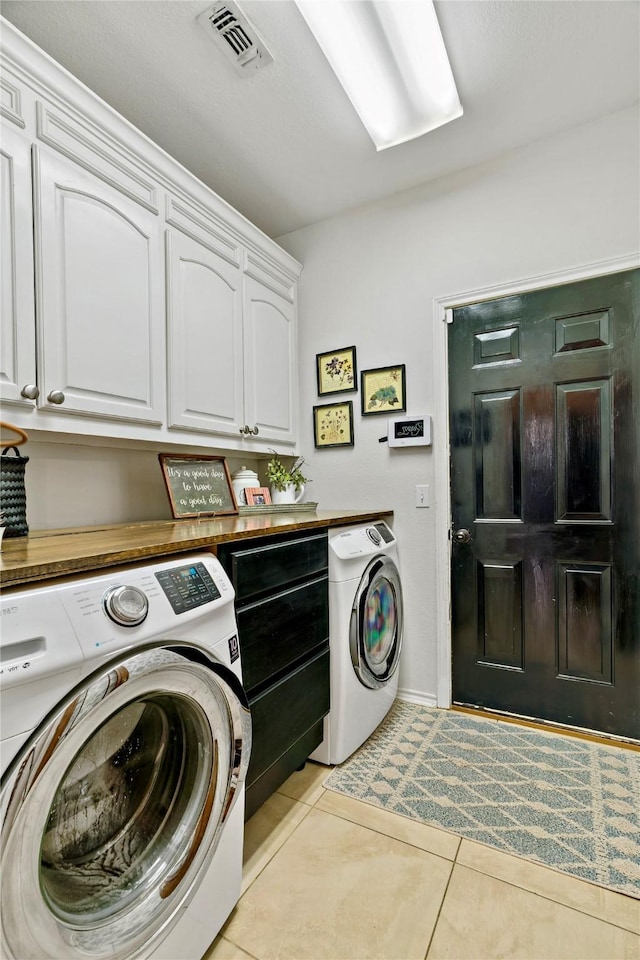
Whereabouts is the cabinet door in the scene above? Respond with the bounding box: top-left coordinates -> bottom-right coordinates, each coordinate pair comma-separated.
242,274 -> 297,446
0,125 -> 37,408
33,148 -> 164,423
166,229 -> 244,436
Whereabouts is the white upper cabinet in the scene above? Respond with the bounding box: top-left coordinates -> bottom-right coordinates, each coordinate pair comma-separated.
0,19 -> 301,451
167,228 -> 244,437
33,148 -> 165,423
167,226 -> 298,447
0,125 -> 37,407
243,269 -> 297,447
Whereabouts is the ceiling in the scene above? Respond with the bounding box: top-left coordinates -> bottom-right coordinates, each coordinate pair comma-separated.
2,1 -> 639,239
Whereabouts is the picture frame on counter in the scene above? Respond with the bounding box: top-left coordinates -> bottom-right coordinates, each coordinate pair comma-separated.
245,487 -> 272,506
313,400 -> 355,449
361,364 -> 406,416
158,454 -> 238,518
316,345 -> 358,395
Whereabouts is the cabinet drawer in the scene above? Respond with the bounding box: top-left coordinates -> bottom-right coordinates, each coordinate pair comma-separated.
220,532 -> 328,602
238,575 -> 328,695
247,646 -> 329,788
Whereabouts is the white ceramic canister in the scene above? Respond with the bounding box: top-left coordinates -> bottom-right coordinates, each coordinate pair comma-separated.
231,466 -> 260,505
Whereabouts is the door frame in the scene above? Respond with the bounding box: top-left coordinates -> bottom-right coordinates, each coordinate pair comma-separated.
431,253 -> 640,710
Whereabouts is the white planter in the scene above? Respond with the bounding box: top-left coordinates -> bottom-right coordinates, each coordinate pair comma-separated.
270,483 -> 305,505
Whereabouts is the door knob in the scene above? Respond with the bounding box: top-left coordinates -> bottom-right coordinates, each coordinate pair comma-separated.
452,528 -> 472,544
47,390 -> 65,404
20,384 -> 40,400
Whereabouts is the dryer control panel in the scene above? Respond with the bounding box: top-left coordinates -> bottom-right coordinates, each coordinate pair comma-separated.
330,521 -> 397,560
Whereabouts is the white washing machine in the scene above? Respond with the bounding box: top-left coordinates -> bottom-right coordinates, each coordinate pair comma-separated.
311,520 -> 404,765
0,554 -> 251,960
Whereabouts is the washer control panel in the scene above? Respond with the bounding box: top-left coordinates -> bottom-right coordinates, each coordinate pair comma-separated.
103,584 -> 149,627
155,561 -> 221,615
56,554 -> 233,659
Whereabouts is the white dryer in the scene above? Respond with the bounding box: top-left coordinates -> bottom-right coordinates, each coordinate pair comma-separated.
311,520 -> 403,765
0,554 -> 251,960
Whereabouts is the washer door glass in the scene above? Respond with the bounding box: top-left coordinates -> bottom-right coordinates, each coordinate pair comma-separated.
1,646 -> 250,960
41,692 -> 211,923
350,555 -> 404,689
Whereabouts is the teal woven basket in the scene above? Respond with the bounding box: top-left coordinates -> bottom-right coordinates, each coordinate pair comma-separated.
1,445 -> 29,538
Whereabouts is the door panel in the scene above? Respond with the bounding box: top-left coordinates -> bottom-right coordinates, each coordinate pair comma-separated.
474,389 -> 522,519
556,380 -> 611,520
449,269 -> 639,739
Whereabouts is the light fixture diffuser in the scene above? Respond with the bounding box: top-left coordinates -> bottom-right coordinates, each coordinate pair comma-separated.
295,0 -> 463,150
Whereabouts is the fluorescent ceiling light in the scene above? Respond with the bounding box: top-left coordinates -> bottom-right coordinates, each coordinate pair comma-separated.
295,0 -> 462,151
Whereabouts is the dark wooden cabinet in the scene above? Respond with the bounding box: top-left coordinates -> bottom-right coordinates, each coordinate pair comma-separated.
217,530 -> 329,819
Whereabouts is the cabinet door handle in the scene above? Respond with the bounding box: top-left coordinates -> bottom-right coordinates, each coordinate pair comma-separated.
47,390 -> 65,405
250,425 -> 259,435
20,384 -> 40,400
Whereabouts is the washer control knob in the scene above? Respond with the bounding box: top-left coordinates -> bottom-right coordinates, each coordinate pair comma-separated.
367,527 -> 382,546
103,585 -> 149,627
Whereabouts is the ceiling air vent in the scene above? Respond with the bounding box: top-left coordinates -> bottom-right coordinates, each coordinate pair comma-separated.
197,1 -> 274,75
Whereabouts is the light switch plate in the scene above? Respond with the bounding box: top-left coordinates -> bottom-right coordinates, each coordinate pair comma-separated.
415,484 -> 429,507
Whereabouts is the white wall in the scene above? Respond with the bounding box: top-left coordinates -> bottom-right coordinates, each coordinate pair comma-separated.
20,436 -> 265,531
277,106 -> 640,704
15,106 -> 639,702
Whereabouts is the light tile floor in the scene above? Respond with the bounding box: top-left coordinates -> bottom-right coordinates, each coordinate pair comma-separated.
204,762 -> 640,960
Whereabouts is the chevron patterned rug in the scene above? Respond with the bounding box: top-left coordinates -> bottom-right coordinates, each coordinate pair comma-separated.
323,701 -> 640,898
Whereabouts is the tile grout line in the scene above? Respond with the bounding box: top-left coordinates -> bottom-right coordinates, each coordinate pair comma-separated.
318,797 -> 462,866
423,855 -> 458,960
453,857 -> 640,937
239,799 -> 316,896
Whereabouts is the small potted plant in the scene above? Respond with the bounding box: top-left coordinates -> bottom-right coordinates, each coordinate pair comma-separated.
265,452 -> 309,504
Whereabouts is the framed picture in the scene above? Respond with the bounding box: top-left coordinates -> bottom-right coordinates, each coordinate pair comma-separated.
313,400 -> 355,448
158,454 -> 237,517
316,345 -> 357,395
245,487 -> 272,506
361,364 -> 406,416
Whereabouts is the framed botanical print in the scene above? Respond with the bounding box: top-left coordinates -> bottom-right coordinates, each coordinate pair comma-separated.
313,401 -> 355,448
361,364 -> 406,416
316,345 -> 357,395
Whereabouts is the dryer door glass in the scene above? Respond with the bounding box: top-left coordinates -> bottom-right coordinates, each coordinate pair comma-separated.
363,578 -> 397,667
0,647 -> 250,960
350,556 -> 404,689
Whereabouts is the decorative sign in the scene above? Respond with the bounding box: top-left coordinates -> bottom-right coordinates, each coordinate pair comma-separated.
159,454 -> 237,518
387,415 -> 432,447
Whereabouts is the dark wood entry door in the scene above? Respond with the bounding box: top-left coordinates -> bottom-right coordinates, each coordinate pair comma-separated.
449,269 -> 639,739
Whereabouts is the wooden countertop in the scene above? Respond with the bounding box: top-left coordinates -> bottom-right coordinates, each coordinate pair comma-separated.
0,509 -> 393,587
